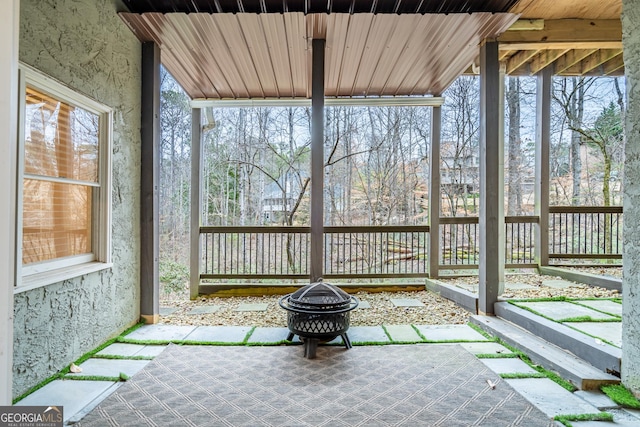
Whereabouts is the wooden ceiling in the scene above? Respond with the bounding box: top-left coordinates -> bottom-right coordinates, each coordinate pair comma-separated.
494,0 -> 623,77
119,0 -> 624,101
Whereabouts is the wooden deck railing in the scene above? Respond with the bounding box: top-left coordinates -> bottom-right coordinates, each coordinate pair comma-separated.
199,206 -> 622,280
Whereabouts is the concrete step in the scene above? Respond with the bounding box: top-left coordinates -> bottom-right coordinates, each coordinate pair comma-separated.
470,315 -> 620,391
494,301 -> 621,376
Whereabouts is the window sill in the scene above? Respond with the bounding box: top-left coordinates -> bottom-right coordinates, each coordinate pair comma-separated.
15,262 -> 113,294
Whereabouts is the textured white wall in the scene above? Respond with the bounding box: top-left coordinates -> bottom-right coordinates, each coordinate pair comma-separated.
13,0 -> 141,398
623,0 -> 640,397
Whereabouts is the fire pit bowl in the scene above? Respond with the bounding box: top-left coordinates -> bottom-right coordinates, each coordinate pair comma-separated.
279,282 -> 358,358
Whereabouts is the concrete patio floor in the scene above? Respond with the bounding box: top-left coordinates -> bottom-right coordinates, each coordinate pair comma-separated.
14,317 -> 637,426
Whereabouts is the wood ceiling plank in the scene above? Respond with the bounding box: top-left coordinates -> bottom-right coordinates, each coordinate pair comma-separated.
498,19 -> 621,50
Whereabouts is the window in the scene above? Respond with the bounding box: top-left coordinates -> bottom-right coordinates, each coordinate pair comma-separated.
17,65 -> 112,288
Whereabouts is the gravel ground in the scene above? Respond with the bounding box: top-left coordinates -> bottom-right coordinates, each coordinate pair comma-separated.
159,271 -> 621,328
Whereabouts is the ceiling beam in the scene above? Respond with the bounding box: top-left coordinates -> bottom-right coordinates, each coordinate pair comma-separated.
190,96 -> 446,108
506,19 -> 545,31
530,49 -> 570,74
505,49 -> 539,74
562,49 -> 623,75
603,55 -> 625,75
498,19 -> 622,51
554,49 -> 598,74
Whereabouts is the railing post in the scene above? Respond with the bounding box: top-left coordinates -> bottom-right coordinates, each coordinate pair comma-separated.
190,108 -> 203,299
429,104 -> 442,279
310,39 -> 325,283
535,66 -> 552,268
478,40 -> 505,315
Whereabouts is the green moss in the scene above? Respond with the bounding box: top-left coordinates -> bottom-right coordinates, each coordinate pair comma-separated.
489,338 -> 577,392
467,322 -> 498,341
475,353 -> 519,359
553,412 -> 613,426
92,354 -> 155,361
558,316 -> 620,323
500,373 -> 547,379
601,384 -> 640,409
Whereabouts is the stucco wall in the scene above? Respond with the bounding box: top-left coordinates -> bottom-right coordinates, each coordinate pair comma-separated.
14,0 -> 141,397
623,0 -> 640,397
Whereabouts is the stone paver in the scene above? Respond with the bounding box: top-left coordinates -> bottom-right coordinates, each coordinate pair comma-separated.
480,358 -> 537,374
15,380 -> 120,423
542,279 -> 575,289
160,307 -> 179,315
67,358 -> 150,379
347,326 -> 390,343
187,305 -> 221,315
505,282 -> 537,290
384,325 -> 422,342
516,301 -> 619,321
574,390 -> 619,410
459,342 -> 513,355
573,300 -> 622,317
185,326 -> 252,343
414,324 -> 489,342
505,378 -> 599,417
563,321 -> 622,347
356,300 -> 371,309
96,343 -> 148,357
95,343 -> 165,358
390,298 -> 424,307
135,345 -> 167,357
125,325 -> 197,341
247,327 -> 301,343
235,303 -> 269,312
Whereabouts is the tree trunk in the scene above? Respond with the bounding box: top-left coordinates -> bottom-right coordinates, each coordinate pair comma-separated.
570,78 -> 585,205
507,77 -> 522,215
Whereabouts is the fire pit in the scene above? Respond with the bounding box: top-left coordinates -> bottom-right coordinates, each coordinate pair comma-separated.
279,281 -> 359,358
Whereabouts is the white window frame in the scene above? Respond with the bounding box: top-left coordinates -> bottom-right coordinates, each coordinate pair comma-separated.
16,64 -> 112,292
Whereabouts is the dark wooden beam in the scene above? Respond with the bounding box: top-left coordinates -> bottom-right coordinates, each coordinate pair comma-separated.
140,42 -> 160,324
310,38 -> 325,283
478,40 -> 504,315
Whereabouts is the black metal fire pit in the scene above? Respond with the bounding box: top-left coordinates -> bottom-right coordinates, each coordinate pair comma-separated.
279,281 -> 358,358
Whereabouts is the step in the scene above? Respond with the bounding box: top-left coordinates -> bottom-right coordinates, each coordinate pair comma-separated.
470,315 -> 620,390
495,301 -> 621,376
539,266 -> 622,292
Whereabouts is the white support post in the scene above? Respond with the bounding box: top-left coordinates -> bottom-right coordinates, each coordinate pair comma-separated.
0,0 -> 18,405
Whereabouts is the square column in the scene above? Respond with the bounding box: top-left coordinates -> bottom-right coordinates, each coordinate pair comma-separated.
429,105 -> 442,278
190,108 -> 202,299
310,39 -> 325,282
140,42 -> 160,323
535,67 -> 552,268
478,40 -> 505,315
0,0 -> 18,405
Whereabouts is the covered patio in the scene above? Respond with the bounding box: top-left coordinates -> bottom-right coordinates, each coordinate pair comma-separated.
4,0 -> 640,424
